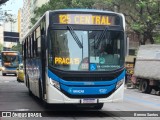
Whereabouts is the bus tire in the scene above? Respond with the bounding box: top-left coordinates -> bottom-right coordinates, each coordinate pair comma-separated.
2,73 -> 6,76
27,76 -> 32,96
25,74 -> 29,87
43,101 -> 49,109
141,80 -> 152,94
28,88 -> 32,96
39,79 -> 42,100
94,103 -> 104,110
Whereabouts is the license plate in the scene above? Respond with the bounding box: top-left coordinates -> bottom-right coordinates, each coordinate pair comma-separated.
81,98 -> 97,104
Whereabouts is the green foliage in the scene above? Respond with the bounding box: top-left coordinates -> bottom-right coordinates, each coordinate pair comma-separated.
31,0 -> 160,44
31,0 -> 95,25
154,33 -> 160,44
12,43 -> 22,54
103,0 -> 160,44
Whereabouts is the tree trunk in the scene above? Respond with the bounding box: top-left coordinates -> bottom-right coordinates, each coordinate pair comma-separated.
148,34 -> 154,44
140,34 -> 147,45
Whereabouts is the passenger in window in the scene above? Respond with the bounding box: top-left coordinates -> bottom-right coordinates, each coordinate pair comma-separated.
100,43 -> 113,56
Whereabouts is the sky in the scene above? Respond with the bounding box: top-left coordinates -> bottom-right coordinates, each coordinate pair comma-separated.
1,0 -> 23,16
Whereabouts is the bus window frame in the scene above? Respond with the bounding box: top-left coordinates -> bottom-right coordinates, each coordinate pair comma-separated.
36,26 -> 41,58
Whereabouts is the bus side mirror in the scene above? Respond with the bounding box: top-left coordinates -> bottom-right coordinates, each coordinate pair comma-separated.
126,36 -> 129,56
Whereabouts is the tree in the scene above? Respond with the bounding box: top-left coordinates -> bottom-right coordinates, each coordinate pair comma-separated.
12,43 -> 22,54
125,0 -> 160,44
31,0 -> 160,44
31,0 -> 95,25
104,0 -> 160,44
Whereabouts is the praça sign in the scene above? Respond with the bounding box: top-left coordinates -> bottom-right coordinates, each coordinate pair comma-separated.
54,57 -> 80,65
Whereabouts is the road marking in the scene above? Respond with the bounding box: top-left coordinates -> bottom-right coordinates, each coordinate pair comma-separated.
125,96 -> 160,107
14,109 -> 30,111
4,81 -> 9,83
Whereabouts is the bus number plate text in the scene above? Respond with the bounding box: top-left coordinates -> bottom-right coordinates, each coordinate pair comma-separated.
81,99 -> 97,104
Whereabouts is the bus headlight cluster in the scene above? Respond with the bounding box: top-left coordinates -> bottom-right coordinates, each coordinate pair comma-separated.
116,79 -> 124,89
1,67 -> 5,71
49,78 -> 60,90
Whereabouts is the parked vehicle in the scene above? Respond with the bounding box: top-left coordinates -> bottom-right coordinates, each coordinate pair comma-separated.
133,44 -> 160,94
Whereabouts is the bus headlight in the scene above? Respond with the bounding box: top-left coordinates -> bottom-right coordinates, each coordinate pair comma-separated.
116,79 -> 124,89
1,67 -> 5,71
49,78 -> 60,90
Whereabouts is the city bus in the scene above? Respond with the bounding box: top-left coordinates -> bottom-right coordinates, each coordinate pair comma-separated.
22,9 -> 126,109
1,51 -> 21,76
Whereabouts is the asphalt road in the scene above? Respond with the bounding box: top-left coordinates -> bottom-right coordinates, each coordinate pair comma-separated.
0,73 -> 160,120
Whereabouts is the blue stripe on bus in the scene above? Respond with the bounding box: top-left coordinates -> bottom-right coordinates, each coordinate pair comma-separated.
61,84 -> 116,95
48,70 -> 125,86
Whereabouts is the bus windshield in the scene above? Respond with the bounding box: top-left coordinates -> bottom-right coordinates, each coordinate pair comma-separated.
2,53 -> 19,67
49,29 -> 124,71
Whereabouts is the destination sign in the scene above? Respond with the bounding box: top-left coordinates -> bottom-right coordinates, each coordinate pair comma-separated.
54,57 -> 80,65
2,52 -> 18,56
58,14 -> 117,25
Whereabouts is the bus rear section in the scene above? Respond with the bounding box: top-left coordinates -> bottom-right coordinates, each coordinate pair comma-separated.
1,51 -> 20,76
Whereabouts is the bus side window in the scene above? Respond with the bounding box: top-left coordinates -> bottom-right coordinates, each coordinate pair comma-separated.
33,31 -> 37,57
37,37 -> 41,57
28,37 -> 31,58
26,38 -> 29,58
36,26 -> 41,57
31,33 -> 34,58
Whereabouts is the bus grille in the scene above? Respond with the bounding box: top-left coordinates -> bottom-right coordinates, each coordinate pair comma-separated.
62,76 -> 115,81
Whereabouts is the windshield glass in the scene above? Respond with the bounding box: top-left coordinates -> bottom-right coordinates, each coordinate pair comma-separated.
49,29 -> 124,71
2,55 -> 19,67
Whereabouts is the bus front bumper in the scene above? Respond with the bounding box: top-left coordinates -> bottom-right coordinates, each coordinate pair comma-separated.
2,70 -> 17,75
46,81 -> 124,104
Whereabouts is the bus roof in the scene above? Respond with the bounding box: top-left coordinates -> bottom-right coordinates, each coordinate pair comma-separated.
52,9 -> 120,15
22,9 -> 124,41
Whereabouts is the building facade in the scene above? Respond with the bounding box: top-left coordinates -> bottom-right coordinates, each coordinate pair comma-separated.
2,13 -> 18,49
21,0 -> 31,39
0,25 -> 4,45
21,0 -> 49,40
18,8 -> 23,43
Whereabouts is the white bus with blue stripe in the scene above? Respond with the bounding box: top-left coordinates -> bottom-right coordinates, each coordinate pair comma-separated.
22,9 -> 126,109
1,51 -> 21,76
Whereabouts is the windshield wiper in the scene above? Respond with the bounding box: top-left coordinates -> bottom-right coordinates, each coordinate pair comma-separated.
67,26 -> 83,48
96,27 -> 108,49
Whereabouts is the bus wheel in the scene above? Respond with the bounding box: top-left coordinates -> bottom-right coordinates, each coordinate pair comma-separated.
27,77 -> 32,96
94,103 -> 104,110
39,79 -> 42,100
141,80 -> 152,94
2,73 -> 6,76
28,88 -> 32,96
43,101 -> 49,109
25,74 -> 29,87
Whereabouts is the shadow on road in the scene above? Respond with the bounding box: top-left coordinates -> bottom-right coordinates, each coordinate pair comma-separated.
29,94 -> 114,117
